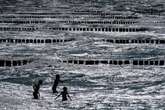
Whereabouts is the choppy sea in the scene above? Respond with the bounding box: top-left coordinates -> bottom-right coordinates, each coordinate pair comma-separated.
0,0 -> 165,109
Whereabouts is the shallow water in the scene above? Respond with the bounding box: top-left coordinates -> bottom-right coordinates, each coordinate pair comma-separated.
0,0 -> 165,110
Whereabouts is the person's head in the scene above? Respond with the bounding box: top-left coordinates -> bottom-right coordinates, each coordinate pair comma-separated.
39,80 -> 43,85
63,87 -> 67,92
56,74 -> 60,79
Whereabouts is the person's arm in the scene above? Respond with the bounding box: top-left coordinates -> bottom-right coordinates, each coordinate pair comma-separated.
55,93 -> 61,100
32,84 -> 36,91
67,94 -> 72,101
38,92 -> 40,98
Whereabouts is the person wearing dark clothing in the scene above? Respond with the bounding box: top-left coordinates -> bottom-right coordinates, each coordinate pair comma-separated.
52,74 -> 63,93
55,87 -> 72,101
33,91 -> 39,99
33,79 -> 43,99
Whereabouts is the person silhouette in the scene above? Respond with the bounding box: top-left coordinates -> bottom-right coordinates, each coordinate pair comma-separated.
33,79 -> 43,99
52,74 -> 63,93
55,87 -> 72,101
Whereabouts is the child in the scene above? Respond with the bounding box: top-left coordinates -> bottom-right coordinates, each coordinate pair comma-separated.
55,87 -> 72,101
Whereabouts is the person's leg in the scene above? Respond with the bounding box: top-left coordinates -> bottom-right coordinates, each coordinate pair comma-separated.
33,91 -> 39,99
52,85 -> 58,93
62,97 -> 67,101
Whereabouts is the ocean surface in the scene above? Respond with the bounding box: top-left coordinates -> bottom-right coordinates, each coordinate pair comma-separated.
0,0 -> 165,110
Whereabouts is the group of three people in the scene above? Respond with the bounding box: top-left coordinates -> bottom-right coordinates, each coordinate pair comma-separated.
33,74 -> 71,101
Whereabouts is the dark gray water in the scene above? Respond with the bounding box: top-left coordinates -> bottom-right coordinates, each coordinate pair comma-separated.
0,0 -> 165,110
